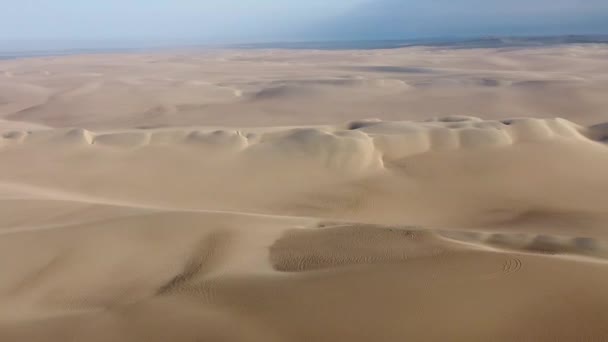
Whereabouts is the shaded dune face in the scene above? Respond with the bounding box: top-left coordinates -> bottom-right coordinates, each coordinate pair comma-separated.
247,79 -> 411,102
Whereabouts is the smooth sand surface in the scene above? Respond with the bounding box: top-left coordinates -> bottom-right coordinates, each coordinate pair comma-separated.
1,46 -> 608,341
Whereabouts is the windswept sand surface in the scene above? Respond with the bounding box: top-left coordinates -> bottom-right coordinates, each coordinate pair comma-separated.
1,46 -> 608,341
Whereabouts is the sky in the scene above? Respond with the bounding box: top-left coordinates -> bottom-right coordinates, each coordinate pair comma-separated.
319,0 -> 608,40
1,0 -> 607,48
0,0 -> 365,44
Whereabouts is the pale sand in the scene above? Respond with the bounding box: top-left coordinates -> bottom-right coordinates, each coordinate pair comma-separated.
1,46 -> 608,341
1,45 -> 608,129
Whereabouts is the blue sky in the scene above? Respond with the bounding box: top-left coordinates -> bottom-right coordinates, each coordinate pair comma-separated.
0,0 -> 365,42
1,0 -> 607,45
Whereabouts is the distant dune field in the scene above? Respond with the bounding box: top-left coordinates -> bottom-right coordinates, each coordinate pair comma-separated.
1,44 -> 608,129
1,46 -> 608,341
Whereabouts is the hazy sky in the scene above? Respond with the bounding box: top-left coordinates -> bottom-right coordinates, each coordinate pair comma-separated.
1,0 -> 607,46
319,0 -> 608,41
0,0 -> 365,43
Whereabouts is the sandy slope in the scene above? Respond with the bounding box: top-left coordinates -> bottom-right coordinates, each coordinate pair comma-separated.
1,46 -> 608,341
1,115 -> 608,341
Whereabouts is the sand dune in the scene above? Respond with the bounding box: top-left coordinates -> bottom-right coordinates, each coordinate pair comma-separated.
2,117 -> 608,229
2,46 -> 608,341
2,45 -> 608,129
1,117 -> 608,340
1,201 -> 608,341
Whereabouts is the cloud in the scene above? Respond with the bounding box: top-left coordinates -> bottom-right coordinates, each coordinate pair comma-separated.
308,0 -> 608,40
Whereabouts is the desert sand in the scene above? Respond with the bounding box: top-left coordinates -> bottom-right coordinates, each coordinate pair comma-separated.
1,45 -> 608,341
